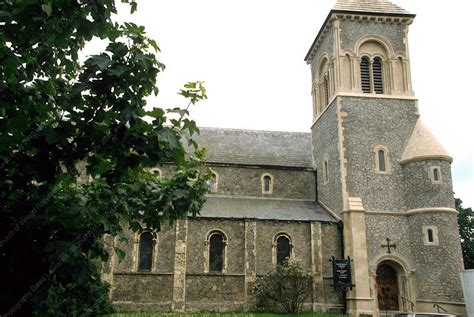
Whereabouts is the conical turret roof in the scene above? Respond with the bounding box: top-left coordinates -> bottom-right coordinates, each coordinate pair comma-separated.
400,120 -> 452,165
333,0 -> 411,15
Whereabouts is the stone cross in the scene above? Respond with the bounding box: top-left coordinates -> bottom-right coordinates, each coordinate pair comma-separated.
381,238 -> 396,254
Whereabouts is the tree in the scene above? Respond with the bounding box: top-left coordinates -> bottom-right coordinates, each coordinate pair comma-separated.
456,198 -> 474,269
0,1 -> 209,315
253,260 -> 313,313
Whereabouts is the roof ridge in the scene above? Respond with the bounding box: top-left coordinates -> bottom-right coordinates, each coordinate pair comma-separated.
208,194 -> 315,202
198,126 -> 311,135
333,0 -> 411,15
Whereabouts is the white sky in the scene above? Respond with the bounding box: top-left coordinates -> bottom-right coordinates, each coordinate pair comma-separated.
113,0 -> 473,208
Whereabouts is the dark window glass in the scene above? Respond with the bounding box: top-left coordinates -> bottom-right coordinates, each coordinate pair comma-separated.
378,150 -> 386,172
433,168 -> 439,181
361,56 -> 371,93
427,229 -> 434,242
324,161 -> 329,181
138,232 -> 153,271
277,236 -> 291,265
209,233 -> 224,272
263,175 -> 271,192
373,57 -> 383,94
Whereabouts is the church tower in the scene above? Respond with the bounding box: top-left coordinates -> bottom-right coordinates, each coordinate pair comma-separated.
305,1 -> 466,316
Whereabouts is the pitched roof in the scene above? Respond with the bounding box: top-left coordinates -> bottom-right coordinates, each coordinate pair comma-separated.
195,127 -> 313,168
400,120 -> 452,165
198,195 -> 339,222
333,0 -> 411,15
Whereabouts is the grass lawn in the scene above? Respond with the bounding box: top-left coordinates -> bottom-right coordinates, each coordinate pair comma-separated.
107,313 -> 345,317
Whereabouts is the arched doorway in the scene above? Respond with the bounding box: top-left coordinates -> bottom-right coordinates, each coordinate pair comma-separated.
376,262 -> 399,311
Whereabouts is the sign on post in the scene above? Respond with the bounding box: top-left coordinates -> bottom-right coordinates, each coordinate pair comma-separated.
331,256 -> 354,291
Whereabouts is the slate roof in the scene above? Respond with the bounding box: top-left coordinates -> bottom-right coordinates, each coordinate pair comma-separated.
333,0 -> 411,15
195,128 -> 313,169
199,195 -> 339,222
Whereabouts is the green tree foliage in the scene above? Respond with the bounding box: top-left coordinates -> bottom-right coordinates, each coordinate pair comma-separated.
0,1 -> 209,315
253,260 -> 312,313
456,198 -> 474,269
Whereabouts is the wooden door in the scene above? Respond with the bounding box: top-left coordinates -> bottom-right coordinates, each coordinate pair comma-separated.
376,264 -> 399,311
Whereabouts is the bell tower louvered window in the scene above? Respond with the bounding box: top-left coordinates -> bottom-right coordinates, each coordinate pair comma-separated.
323,75 -> 329,106
361,56 -> 384,94
373,57 -> 383,94
360,56 -> 371,93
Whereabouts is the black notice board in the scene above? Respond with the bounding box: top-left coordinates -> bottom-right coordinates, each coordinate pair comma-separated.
331,256 -> 354,290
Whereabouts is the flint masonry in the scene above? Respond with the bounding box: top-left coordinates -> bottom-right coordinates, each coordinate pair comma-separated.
102,1 -> 467,316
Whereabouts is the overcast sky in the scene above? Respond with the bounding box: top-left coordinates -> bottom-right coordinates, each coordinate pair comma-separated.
113,0 -> 473,208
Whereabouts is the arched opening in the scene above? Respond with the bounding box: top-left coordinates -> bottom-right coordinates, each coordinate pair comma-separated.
276,235 -> 291,265
261,173 -> 273,194
323,159 -> 329,183
323,75 -> 329,107
373,57 -> 384,94
376,262 -> 399,311
138,232 -> 154,271
209,233 -> 224,272
360,56 -> 371,93
209,171 -> 218,192
378,149 -> 386,172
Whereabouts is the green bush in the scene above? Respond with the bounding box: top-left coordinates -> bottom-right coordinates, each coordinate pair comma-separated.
253,260 -> 312,313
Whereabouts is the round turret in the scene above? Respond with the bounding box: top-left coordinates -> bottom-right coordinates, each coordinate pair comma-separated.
401,119 -> 454,210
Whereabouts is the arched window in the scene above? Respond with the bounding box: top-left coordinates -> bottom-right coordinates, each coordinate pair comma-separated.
373,57 -> 383,94
423,226 -> 439,246
360,56 -> 384,94
429,166 -> 442,184
360,56 -> 371,93
209,233 -> 224,272
261,173 -> 273,194
323,159 -> 329,184
276,235 -> 291,265
374,145 -> 391,174
209,171 -> 218,192
317,57 -> 331,113
378,150 -> 386,172
323,75 -> 329,107
138,232 -> 154,271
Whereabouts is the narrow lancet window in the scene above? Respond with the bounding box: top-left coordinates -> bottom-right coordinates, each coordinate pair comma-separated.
378,150 -> 386,172
323,160 -> 329,183
262,174 -> 273,193
427,229 -> 434,243
360,56 -> 371,93
433,168 -> 439,181
209,233 -> 224,272
138,232 -> 153,271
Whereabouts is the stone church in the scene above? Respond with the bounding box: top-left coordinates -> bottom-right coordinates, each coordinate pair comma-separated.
103,0 -> 467,315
